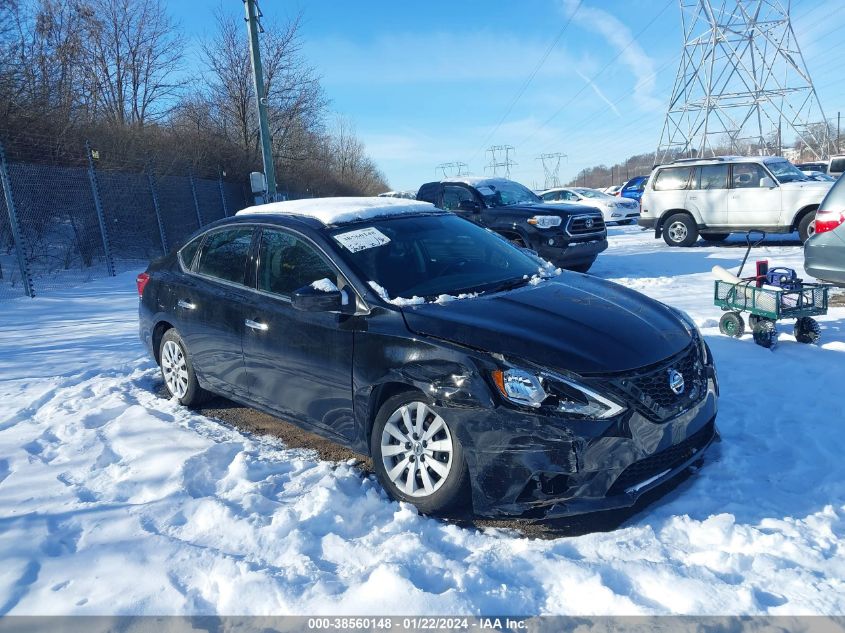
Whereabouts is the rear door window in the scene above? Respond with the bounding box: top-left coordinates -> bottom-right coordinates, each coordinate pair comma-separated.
694,164 -> 729,190
653,168 -> 692,191
441,186 -> 476,211
195,227 -> 254,285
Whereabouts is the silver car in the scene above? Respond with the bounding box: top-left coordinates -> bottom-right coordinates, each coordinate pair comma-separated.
805,176 -> 845,286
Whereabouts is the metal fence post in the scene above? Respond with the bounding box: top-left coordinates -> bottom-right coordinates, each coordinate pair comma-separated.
188,168 -> 204,228
218,166 -> 229,217
85,141 -> 115,276
146,160 -> 168,253
0,141 -> 34,297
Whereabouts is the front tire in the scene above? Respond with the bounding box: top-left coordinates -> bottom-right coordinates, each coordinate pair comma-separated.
159,329 -> 208,407
371,393 -> 469,514
662,213 -> 698,247
719,311 -> 745,338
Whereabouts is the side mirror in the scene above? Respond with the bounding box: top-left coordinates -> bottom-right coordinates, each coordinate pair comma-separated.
291,284 -> 343,312
760,176 -> 776,188
457,199 -> 480,213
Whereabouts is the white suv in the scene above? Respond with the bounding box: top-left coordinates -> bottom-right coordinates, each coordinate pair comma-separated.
639,156 -> 833,246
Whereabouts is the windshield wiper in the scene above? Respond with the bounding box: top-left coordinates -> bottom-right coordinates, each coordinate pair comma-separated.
489,277 -> 531,293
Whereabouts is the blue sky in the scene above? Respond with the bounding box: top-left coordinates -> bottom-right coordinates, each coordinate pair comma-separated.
171,0 -> 845,191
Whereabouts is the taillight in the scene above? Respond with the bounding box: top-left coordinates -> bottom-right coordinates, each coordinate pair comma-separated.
813,210 -> 845,234
136,272 -> 150,297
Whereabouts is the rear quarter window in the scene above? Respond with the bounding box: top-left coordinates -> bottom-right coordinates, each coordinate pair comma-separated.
829,158 -> 845,173
653,167 -> 692,191
178,235 -> 203,270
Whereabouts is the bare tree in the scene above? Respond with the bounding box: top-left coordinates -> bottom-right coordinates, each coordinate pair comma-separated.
83,0 -> 184,126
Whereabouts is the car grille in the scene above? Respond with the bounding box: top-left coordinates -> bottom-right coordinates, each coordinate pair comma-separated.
607,419 -> 715,496
566,214 -> 605,236
608,342 -> 707,422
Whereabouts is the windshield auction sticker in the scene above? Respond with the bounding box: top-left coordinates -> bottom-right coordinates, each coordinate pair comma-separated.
334,227 -> 391,252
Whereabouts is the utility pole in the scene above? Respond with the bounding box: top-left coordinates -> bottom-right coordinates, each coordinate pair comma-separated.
536,152 -> 567,189
657,0 -> 830,162
838,112 -> 841,153
435,161 -> 469,178
244,0 -> 277,201
485,145 -> 516,178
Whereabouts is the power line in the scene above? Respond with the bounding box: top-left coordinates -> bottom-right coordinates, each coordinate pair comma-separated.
467,1 -> 582,166
516,0 -> 674,151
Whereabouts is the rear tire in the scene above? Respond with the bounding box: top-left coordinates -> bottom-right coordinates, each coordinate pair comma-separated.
662,213 -> 698,247
719,312 -> 745,338
752,319 -> 777,348
371,392 -> 470,515
701,232 -> 730,242
794,317 -> 821,344
798,212 -> 816,243
159,329 -> 209,407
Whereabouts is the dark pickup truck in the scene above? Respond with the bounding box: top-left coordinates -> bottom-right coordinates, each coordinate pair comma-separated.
417,177 -> 607,272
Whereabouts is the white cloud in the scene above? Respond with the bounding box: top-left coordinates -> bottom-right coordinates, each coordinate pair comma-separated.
575,69 -> 621,117
562,0 -> 662,111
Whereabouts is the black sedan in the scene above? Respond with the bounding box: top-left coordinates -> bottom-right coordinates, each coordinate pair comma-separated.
138,197 -> 718,519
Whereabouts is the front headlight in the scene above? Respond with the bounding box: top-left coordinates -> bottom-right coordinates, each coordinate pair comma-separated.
527,215 -> 562,228
491,367 -> 626,419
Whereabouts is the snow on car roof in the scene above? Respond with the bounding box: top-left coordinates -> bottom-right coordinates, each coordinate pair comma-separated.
442,176 -> 512,187
236,197 -> 437,225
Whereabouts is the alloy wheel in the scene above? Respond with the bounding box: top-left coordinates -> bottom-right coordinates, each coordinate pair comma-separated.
667,221 -> 688,243
380,401 -> 454,498
161,340 -> 189,398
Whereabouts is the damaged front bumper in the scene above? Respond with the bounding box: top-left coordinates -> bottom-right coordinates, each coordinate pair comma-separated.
436,371 -> 718,521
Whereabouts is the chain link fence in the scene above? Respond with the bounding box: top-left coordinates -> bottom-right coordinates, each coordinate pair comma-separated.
0,132 -> 250,300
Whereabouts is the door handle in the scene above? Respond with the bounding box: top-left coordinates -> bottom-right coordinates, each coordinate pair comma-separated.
177,299 -> 196,310
245,319 -> 268,332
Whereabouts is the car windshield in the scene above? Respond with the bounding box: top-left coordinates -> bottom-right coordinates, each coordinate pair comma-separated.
573,188 -> 612,200
475,180 -> 542,207
329,214 -> 548,301
767,160 -> 808,183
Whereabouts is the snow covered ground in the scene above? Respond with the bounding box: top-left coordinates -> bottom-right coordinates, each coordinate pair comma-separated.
1,226 -> 844,616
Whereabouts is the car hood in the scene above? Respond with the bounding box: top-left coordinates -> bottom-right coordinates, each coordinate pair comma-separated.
401,275 -> 692,375
779,180 -> 834,191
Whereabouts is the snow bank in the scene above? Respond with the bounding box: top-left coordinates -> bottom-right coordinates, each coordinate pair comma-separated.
1,227 -> 845,616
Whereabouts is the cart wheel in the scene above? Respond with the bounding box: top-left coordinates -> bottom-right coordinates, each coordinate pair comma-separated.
719,312 -> 745,338
794,317 -> 821,344
748,314 -> 762,328
752,319 -> 777,348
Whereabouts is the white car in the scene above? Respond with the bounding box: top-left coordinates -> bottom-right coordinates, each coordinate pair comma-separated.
801,170 -> 836,182
639,156 -> 833,246
540,187 -> 640,224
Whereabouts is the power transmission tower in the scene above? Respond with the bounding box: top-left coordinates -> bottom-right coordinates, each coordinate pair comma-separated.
536,152 -> 567,189
656,0 -> 831,163
244,0 -> 277,200
435,161 -> 469,178
485,145 -> 516,178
